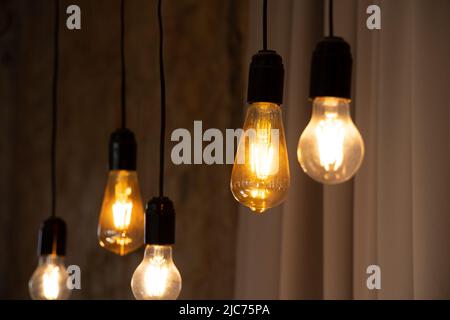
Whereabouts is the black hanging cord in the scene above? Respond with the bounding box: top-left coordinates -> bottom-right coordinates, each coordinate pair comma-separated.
50,0 -> 60,218
158,0 -> 166,197
329,0 -> 334,37
262,0 -> 268,50
120,0 -> 127,128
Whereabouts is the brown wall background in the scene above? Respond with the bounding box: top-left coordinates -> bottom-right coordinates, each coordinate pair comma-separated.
0,0 -> 248,299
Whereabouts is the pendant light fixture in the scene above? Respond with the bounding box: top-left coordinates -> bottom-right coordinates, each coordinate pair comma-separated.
297,0 -> 364,184
131,0 -> 182,300
28,0 -> 71,300
97,0 -> 144,256
230,0 -> 290,213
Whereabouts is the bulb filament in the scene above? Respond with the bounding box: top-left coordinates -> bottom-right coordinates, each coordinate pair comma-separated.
43,266 -> 60,300
249,130 -> 277,179
112,184 -> 133,230
144,253 -> 169,297
316,112 -> 345,172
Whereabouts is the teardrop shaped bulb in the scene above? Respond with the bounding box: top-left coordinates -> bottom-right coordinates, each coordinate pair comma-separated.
98,170 -> 144,255
231,102 -> 290,213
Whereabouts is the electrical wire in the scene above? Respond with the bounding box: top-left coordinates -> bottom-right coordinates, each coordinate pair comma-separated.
50,0 -> 60,218
329,0 -> 334,37
263,0 -> 267,50
120,0 -> 127,128
158,0 -> 166,197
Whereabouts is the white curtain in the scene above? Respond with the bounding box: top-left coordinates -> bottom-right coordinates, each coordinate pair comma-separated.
235,0 -> 450,299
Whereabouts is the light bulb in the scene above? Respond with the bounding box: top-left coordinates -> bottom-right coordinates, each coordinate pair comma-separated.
131,245 -> 181,300
98,170 -> 144,255
297,97 -> 364,184
231,102 -> 290,213
28,255 -> 71,300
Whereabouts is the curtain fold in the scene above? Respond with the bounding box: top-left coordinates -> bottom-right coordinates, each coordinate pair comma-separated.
409,0 -> 450,299
280,0 -> 324,300
235,0 -> 450,300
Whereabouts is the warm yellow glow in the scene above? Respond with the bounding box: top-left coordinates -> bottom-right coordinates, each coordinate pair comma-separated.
112,182 -> 133,229
28,255 -> 71,300
98,170 -> 144,255
42,266 -> 60,300
249,122 -> 277,179
316,112 -> 345,171
131,245 -> 182,300
323,97 -> 339,107
231,102 -> 290,213
297,97 -> 364,184
250,188 -> 267,200
144,255 -> 169,297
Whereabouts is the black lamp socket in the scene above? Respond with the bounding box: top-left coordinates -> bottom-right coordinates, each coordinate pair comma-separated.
309,36 -> 353,100
145,196 -> 176,245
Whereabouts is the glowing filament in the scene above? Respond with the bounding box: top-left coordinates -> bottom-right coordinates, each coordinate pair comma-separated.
43,266 -> 60,300
315,113 -> 345,171
144,256 -> 169,298
112,183 -> 133,230
249,124 -> 279,179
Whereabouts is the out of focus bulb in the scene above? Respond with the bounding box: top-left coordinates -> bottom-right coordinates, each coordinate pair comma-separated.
98,170 -> 144,255
131,245 -> 181,300
231,102 -> 290,213
28,255 -> 71,300
297,97 -> 364,184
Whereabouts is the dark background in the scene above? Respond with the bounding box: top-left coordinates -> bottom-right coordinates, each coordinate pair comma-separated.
0,0 -> 248,299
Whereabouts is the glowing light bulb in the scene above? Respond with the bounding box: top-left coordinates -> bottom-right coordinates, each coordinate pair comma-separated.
98,170 -> 144,255
231,102 -> 290,213
131,245 -> 181,300
28,255 -> 71,300
297,97 -> 364,184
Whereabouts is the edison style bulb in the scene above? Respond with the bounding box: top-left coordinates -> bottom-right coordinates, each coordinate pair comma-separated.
28,255 -> 71,300
131,245 -> 182,300
98,170 -> 144,255
231,102 -> 290,213
297,97 -> 364,184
